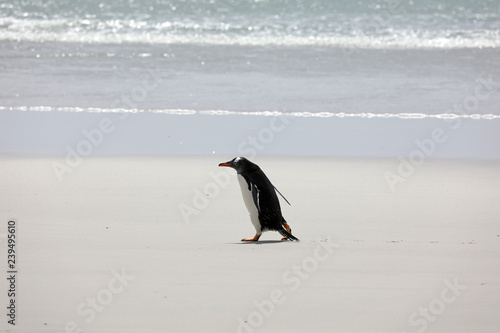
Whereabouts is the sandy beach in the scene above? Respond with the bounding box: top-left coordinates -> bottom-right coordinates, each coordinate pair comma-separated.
1,155 -> 499,332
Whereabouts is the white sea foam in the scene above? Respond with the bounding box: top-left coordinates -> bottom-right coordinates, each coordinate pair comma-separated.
1,22 -> 499,48
1,105 -> 499,120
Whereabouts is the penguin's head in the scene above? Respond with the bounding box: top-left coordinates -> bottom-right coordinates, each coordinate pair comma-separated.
218,157 -> 256,174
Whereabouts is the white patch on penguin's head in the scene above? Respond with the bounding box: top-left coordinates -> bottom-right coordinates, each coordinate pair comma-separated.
219,156 -> 258,174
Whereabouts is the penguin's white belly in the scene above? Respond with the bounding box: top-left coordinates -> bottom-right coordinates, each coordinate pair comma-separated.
237,174 -> 262,234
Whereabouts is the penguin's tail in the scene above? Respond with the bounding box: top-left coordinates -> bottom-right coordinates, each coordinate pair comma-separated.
279,228 -> 300,242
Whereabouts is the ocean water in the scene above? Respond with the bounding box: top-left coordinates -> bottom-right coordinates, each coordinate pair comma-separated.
1,0 -> 499,157
2,0 -> 500,47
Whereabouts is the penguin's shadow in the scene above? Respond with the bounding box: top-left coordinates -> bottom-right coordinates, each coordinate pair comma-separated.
228,240 -> 287,245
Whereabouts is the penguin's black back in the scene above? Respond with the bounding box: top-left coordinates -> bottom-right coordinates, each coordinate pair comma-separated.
239,161 -> 284,232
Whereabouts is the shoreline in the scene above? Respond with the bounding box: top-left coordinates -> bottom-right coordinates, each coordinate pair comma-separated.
1,110 -> 500,160
2,42 -> 500,114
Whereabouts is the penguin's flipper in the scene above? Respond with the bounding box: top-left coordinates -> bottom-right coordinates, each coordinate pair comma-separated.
251,183 -> 261,213
278,227 -> 299,242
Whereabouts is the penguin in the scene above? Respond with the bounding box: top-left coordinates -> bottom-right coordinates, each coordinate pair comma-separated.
218,157 -> 299,242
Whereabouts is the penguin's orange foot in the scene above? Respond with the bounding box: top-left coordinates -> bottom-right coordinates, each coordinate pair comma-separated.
241,234 -> 261,242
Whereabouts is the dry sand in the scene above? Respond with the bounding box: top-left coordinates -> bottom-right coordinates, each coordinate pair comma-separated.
1,156 -> 499,332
